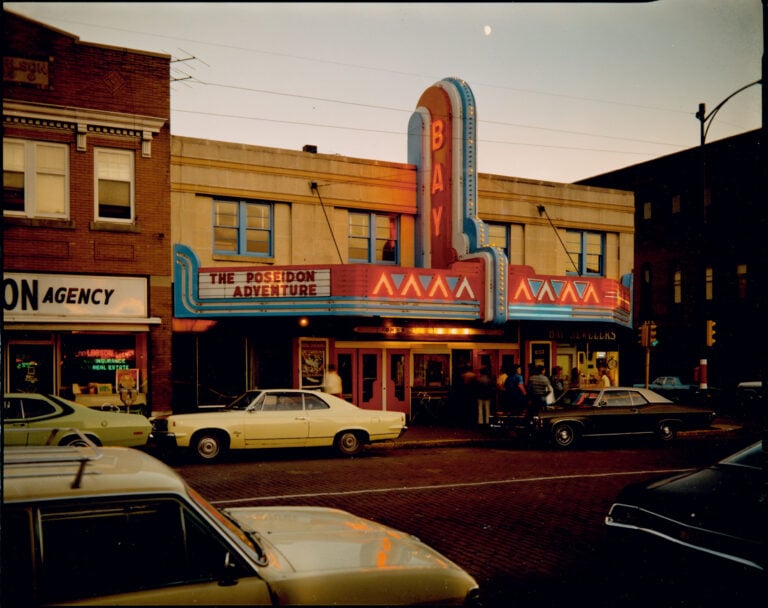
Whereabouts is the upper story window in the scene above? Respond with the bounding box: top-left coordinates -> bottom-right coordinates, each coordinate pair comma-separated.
671,194 -> 681,215
349,212 -> 398,264
487,222 -> 509,256
565,230 -> 604,276
673,269 -> 682,304
3,138 -> 69,219
642,201 -> 652,220
95,148 -> 134,222
486,222 -> 524,265
736,263 -> 748,299
704,266 -> 713,301
213,199 -> 272,257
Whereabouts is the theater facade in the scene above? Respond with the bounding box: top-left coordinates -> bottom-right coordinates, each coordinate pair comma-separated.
170,78 -> 635,419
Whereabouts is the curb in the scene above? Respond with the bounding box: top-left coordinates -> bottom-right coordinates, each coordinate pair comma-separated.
372,422 -> 746,450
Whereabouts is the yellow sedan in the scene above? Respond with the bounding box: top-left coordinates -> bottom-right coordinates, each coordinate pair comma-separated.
150,389 -> 407,461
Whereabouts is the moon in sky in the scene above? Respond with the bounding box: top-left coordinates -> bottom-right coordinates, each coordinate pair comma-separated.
483,25 -> 492,36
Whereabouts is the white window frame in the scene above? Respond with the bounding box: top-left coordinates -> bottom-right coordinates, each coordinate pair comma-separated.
94,148 -> 134,223
3,138 -> 69,219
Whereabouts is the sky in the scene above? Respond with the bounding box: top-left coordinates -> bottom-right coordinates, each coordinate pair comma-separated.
5,1 -> 763,183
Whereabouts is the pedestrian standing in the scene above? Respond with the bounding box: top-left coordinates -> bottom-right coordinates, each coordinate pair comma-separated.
551,366 -> 565,398
527,365 -> 554,414
504,365 -> 527,412
323,364 -> 343,398
460,365 -> 478,425
496,366 -> 509,406
476,367 -> 494,426
599,367 -> 611,388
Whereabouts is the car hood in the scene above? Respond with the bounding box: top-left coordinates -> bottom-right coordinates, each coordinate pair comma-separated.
615,465 -> 766,543
225,506 -> 466,573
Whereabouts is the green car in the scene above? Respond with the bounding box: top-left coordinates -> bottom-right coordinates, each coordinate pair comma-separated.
3,392 -> 150,447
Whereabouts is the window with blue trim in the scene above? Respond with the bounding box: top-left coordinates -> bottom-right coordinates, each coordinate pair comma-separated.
213,199 -> 272,257
565,230 -> 605,276
486,222 -> 509,257
485,222 -> 524,265
348,212 -> 398,264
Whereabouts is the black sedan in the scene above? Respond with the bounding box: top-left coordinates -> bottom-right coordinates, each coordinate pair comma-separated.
605,441 -> 765,583
490,386 -> 716,448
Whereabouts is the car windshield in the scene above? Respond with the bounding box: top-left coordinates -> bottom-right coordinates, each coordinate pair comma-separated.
719,442 -> 764,469
226,391 -> 261,410
557,390 -> 599,407
186,486 -> 267,563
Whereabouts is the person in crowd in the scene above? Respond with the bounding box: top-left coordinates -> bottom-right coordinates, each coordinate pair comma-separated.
504,365 -> 527,412
496,366 -> 509,405
459,365 -> 479,425
322,363 -> 343,398
551,366 -> 565,398
476,366 -> 494,426
570,367 -> 581,389
599,367 -> 611,388
527,365 -> 554,413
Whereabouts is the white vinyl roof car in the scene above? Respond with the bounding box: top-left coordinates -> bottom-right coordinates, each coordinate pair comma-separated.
150,388 -> 407,461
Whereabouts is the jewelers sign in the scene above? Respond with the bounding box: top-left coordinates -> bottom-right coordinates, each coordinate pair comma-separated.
199,268 -> 331,299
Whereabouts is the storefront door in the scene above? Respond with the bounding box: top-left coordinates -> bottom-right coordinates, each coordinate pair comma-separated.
357,349 -> 382,411
385,349 -> 409,415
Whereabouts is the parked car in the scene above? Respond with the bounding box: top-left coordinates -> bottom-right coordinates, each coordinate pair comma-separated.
604,441 -> 765,578
735,380 -> 766,413
2,443 -> 480,606
150,388 -> 407,461
489,386 -> 716,448
633,376 -> 693,391
3,392 -> 150,448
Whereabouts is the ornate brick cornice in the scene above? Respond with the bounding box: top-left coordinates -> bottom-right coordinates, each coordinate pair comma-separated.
3,100 -> 167,157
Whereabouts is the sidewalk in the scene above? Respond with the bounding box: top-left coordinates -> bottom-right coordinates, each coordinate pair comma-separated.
379,417 -> 746,449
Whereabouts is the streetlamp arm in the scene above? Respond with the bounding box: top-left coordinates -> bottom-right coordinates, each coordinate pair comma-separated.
699,79 -> 762,143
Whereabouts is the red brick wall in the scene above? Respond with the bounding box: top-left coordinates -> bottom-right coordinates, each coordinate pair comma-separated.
3,10 -> 173,411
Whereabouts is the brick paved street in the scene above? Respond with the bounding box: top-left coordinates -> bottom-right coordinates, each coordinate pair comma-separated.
168,432 -> 759,606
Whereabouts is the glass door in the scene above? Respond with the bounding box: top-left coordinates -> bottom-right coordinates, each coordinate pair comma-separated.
386,349 -> 409,415
358,349 -> 381,410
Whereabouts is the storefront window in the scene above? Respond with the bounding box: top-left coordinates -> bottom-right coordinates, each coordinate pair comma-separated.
60,334 -> 136,396
413,354 -> 449,388
8,343 -> 54,393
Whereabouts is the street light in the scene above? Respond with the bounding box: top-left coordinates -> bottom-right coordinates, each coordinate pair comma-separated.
696,79 -> 762,147
695,79 -> 762,218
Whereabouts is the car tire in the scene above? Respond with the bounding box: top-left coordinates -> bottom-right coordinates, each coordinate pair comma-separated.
59,434 -> 101,447
335,430 -> 365,456
657,421 -> 677,442
552,423 -> 579,449
192,431 -> 228,462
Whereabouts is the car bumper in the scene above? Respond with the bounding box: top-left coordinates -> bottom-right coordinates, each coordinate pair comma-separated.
605,503 -> 764,573
147,431 -> 178,450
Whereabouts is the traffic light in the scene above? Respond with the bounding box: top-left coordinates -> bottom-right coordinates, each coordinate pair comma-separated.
649,322 -> 658,347
638,323 -> 649,348
706,319 -> 717,347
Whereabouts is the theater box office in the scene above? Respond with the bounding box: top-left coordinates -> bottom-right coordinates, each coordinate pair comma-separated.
3,272 -> 161,413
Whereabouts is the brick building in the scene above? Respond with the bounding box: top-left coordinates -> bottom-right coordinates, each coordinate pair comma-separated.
2,10 -> 173,412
